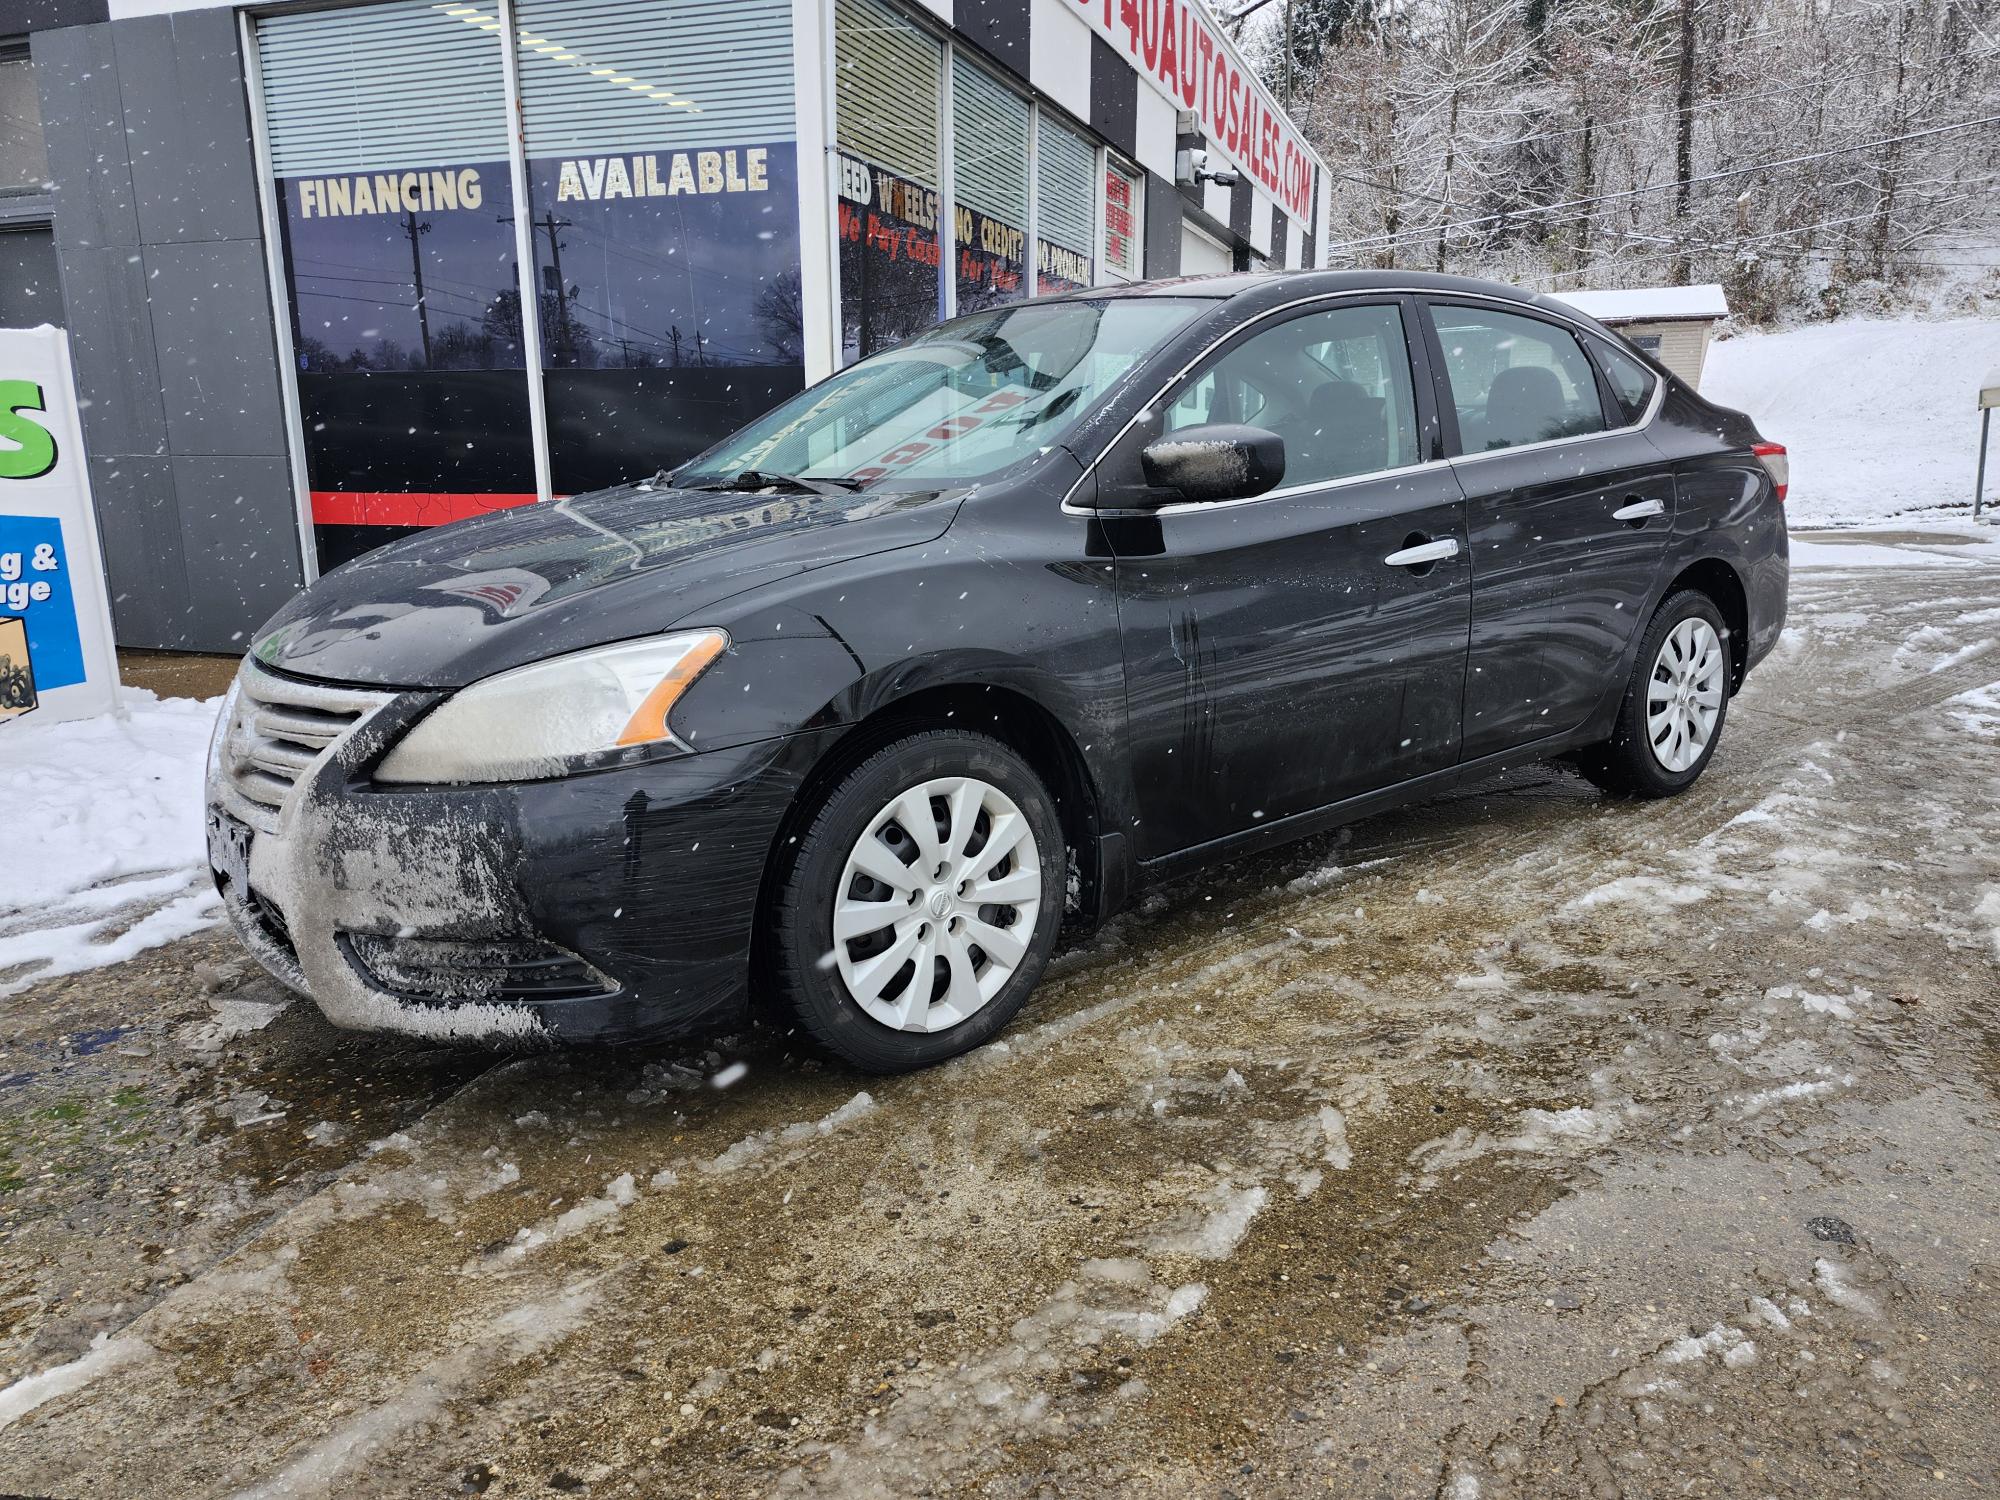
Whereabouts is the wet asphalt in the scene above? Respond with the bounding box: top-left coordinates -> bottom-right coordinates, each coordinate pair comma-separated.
1,558 -> 1997,1498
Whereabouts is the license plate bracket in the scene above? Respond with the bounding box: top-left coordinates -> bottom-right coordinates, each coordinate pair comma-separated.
209,809 -> 253,891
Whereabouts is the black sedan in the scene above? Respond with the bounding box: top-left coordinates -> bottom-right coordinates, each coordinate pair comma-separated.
206,271 -> 1789,1071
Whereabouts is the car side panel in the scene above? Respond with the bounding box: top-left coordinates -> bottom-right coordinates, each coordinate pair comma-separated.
664,460 -> 1143,874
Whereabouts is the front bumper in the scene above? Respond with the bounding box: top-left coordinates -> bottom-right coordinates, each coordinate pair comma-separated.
206,661 -> 832,1045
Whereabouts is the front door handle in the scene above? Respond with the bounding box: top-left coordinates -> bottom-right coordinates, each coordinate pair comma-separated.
1612,497 -> 1666,522
1383,537 -> 1460,568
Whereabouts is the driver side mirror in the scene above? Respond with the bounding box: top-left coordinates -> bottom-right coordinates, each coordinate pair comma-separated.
1137,423 -> 1286,506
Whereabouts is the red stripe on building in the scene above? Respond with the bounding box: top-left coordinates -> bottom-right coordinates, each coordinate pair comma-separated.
310,491 -> 542,527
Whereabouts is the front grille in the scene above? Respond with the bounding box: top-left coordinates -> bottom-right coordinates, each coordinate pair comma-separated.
218,663 -> 392,832
344,933 -> 619,1005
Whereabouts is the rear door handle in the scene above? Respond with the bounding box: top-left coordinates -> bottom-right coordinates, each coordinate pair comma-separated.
1383,538 -> 1459,568
1612,497 -> 1666,521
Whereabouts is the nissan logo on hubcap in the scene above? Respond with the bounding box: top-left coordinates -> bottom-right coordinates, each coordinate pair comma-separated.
928,890 -> 953,918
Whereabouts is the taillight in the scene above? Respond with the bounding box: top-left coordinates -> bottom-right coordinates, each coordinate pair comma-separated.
1752,441 -> 1788,502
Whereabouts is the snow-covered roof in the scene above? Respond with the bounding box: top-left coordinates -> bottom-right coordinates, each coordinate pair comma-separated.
1550,284 -> 1730,324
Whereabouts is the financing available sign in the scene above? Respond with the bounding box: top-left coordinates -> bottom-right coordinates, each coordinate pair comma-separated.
0,326 -> 118,726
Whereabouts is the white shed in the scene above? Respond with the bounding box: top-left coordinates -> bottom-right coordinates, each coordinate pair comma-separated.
1550,284 -> 1730,389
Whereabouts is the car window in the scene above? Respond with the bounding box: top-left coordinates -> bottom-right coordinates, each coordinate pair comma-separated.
1161,302 -> 1420,487
1427,305 -> 1609,453
1594,338 -> 1658,425
676,297 -> 1208,489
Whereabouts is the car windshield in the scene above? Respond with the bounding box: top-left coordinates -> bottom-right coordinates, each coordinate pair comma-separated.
674,297 -> 1209,491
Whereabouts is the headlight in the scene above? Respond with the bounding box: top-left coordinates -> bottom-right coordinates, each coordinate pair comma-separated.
206,673 -> 244,784
374,631 -> 727,785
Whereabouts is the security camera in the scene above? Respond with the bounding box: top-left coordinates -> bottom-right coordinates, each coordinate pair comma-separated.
1176,148 -> 1240,190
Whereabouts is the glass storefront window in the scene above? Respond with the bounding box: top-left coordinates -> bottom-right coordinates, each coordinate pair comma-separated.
950,56 -> 1029,315
834,0 -> 943,365
1034,116 -> 1094,295
1103,160 -> 1143,282
257,0 -> 534,569
515,0 -> 804,494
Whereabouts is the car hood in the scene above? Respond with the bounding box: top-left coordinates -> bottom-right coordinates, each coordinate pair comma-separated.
251,481 -> 964,688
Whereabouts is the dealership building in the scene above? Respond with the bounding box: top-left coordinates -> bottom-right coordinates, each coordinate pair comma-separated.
0,0 -> 1327,652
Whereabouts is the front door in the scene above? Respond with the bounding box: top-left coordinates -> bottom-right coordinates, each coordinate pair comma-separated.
1096,298 -> 1471,862
1420,300 -> 1674,760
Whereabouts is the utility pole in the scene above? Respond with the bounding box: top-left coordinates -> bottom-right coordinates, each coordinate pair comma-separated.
1282,0 -> 1294,107
497,209 -> 574,359
401,209 -> 433,366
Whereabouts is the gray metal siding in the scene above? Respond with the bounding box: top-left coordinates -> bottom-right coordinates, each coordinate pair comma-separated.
36,14 -> 299,653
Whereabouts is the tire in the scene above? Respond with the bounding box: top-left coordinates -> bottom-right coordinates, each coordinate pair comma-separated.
770,729 -> 1065,1073
1576,589 -> 1732,799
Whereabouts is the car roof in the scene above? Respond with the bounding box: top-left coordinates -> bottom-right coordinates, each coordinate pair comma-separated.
1036,268 -> 1594,326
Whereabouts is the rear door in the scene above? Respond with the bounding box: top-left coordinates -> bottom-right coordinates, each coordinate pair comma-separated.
1418,300 -> 1675,760
1096,296 -> 1471,860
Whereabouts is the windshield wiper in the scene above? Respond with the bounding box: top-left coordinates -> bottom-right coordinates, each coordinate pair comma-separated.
684,469 -> 865,496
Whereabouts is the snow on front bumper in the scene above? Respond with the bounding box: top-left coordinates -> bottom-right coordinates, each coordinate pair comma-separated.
207,661 -> 554,1041
205,660 -> 824,1045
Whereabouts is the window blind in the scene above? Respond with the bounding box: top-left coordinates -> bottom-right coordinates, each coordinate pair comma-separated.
258,0 -> 509,176
951,55 -> 1028,229
1036,115 -> 1094,254
516,0 -> 795,156
835,0 -> 942,185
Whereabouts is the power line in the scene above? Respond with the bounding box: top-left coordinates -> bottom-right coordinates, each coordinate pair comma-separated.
1319,112 -> 2000,256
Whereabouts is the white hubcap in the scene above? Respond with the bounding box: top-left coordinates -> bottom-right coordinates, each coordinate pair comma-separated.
832,775 -> 1043,1033
1647,617 -> 1726,772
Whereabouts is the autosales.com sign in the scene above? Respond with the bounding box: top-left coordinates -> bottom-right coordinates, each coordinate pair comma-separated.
0,326 -> 118,726
1070,0 -> 1317,222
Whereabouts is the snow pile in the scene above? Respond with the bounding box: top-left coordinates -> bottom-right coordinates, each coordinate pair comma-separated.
1703,317 -> 2000,525
0,689 -> 224,992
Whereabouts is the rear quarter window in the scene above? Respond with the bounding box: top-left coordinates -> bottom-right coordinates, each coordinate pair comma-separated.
1594,339 -> 1659,425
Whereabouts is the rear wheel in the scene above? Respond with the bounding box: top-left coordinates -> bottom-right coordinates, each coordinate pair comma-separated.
1577,589 -> 1731,799
770,730 -> 1064,1072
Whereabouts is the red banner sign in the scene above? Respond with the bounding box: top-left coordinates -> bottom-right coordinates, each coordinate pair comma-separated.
1069,0 -> 1316,224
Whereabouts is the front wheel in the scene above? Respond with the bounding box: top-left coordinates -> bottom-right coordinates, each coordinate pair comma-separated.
769,730 -> 1065,1072
1577,590 -> 1732,799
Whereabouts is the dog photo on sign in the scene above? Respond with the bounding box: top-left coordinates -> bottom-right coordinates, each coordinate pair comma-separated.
0,615 -> 35,722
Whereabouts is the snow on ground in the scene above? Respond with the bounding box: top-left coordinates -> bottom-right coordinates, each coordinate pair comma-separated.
1703,317 -> 2000,526
0,689 -> 224,994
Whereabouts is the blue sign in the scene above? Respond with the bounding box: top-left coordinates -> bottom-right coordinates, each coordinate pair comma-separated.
0,514 -> 84,692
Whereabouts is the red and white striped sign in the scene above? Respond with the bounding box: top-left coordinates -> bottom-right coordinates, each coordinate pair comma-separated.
1068,0 -> 1317,223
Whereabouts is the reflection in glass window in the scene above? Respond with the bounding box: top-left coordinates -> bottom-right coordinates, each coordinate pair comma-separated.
516,0 -> 804,493
1429,305 -> 1609,452
1594,338 -> 1658,425
1035,116 -> 1095,294
836,0 -> 943,365
0,55 -> 49,191
257,0 -> 533,568
1163,303 -> 1418,486
1103,160 -> 1142,281
951,57 -> 1029,315
680,297 -> 1205,488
